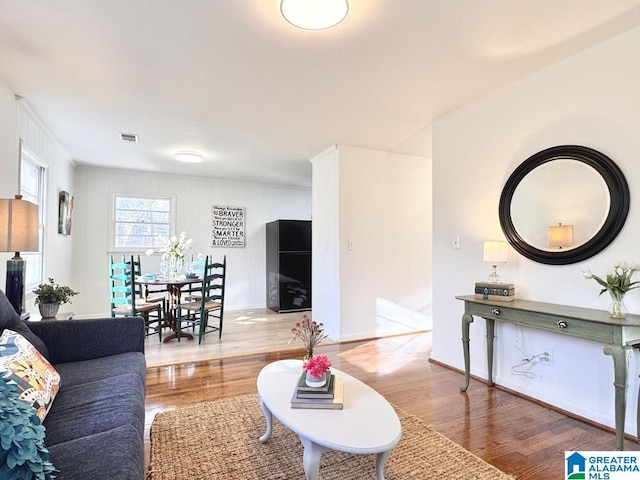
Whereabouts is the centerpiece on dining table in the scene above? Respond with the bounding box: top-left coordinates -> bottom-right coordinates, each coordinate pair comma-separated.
146,231 -> 194,279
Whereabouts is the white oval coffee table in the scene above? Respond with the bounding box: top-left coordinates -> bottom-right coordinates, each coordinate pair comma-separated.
257,359 -> 402,480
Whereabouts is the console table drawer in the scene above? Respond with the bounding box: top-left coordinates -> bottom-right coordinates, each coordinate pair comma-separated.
466,302 -> 615,343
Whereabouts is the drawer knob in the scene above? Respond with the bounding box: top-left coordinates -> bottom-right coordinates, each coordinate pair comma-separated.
492,308 -> 500,316
557,320 -> 567,329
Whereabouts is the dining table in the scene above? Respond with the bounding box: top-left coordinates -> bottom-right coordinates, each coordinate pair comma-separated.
137,275 -> 202,343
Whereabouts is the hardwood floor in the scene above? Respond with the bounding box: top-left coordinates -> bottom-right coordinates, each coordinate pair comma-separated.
144,311 -> 640,479
143,308 -> 315,368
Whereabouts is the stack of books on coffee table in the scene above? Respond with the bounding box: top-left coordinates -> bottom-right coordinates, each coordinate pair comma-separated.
290,372 -> 344,410
474,282 -> 515,302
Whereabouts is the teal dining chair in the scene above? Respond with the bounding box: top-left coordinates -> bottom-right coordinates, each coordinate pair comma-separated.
109,255 -> 164,341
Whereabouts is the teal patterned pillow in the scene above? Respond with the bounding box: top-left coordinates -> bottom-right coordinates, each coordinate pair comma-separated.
0,376 -> 57,479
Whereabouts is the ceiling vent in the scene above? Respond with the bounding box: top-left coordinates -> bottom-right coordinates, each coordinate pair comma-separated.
120,132 -> 139,143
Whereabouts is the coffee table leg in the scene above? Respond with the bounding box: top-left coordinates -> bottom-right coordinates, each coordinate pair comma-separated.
375,449 -> 392,480
299,437 -> 324,480
258,398 -> 272,444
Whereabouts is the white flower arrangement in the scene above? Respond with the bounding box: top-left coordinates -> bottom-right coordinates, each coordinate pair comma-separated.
582,261 -> 640,299
145,231 -> 194,261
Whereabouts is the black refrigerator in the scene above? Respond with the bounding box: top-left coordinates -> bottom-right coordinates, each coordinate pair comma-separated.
266,220 -> 312,313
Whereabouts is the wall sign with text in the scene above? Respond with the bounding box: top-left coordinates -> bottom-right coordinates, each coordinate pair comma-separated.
211,205 -> 245,247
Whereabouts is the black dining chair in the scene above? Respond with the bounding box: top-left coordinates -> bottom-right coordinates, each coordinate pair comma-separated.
176,255 -> 226,343
183,254 -> 207,302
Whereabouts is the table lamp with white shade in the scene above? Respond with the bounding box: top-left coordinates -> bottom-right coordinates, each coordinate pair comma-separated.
0,194 -> 39,317
483,240 -> 508,284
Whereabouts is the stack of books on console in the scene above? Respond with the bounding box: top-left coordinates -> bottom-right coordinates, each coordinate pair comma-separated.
290,372 -> 344,410
474,282 -> 515,302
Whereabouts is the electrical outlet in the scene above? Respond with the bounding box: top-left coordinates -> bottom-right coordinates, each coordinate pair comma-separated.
539,345 -> 554,367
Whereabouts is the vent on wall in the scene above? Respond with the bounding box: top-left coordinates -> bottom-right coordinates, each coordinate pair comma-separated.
120,132 -> 139,143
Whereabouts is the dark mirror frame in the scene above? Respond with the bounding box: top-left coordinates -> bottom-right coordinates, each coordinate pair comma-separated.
498,145 -> 630,265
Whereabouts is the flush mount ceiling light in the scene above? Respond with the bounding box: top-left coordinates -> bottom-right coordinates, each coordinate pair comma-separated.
280,0 -> 350,31
174,152 -> 205,163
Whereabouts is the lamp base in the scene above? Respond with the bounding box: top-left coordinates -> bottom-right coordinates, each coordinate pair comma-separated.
6,254 -> 26,317
487,264 -> 501,284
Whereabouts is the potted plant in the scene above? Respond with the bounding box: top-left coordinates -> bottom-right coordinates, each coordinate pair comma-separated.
33,278 -> 79,318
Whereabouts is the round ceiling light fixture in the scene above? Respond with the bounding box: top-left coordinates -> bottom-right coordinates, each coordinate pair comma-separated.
174,151 -> 205,163
280,0 -> 350,31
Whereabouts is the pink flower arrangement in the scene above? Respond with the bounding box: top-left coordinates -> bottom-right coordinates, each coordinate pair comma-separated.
288,314 -> 328,357
303,355 -> 332,379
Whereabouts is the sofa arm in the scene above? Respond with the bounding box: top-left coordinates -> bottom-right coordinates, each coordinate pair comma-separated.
28,316 -> 145,365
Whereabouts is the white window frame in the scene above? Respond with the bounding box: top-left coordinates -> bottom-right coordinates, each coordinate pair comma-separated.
20,147 -> 46,293
110,193 -> 176,252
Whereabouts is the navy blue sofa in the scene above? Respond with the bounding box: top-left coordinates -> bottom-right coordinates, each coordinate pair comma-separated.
0,291 -> 146,480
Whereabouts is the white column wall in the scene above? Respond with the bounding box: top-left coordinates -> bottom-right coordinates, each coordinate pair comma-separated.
310,146 -> 341,340
312,144 -> 432,341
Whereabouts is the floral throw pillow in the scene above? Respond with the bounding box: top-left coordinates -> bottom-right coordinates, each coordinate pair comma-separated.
0,329 -> 61,422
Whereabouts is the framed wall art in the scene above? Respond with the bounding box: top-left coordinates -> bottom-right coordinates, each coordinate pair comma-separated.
58,190 -> 74,236
211,205 -> 245,247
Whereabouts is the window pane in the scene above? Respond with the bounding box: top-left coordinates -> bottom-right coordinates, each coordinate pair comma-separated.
21,162 -> 39,203
115,210 -> 170,223
22,253 -> 41,287
20,154 -> 44,290
115,197 -> 170,211
114,195 -> 172,249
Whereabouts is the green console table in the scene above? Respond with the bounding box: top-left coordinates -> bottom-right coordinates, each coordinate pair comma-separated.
456,295 -> 640,450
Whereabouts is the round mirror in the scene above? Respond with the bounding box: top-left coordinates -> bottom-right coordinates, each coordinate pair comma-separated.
499,145 -> 629,265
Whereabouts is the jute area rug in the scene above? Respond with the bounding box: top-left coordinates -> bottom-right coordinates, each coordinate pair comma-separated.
148,393 -> 513,480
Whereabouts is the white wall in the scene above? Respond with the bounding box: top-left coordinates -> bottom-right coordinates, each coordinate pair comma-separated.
0,85 -> 76,314
0,82 -> 17,196
16,100 -> 76,313
0,81 -> 19,302
431,26 -> 640,434
310,146 -> 341,338
312,144 -> 432,341
72,166 -> 311,315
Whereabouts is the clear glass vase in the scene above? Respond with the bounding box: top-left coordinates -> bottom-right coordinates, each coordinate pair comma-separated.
608,291 -> 627,319
169,255 -> 184,279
